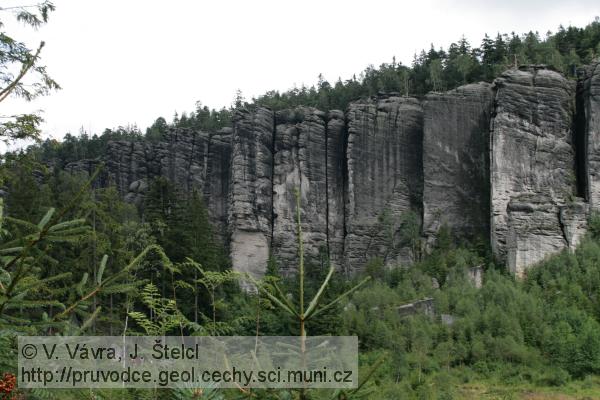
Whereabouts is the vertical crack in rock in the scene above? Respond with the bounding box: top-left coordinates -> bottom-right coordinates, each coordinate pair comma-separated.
580,62 -> 600,209
559,200 -> 589,251
343,95 -> 423,273
342,114 -> 349,272
491,66 -> 580,275
206,128 -> 232,244
327,110 -> 347,271
423,83 -> 494,247
270,112 -> 277,253
325,112 -> 330,262
575,72 -> 588,198
186,131 -> 197,192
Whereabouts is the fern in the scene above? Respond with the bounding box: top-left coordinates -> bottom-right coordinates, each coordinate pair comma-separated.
128,283 -> 190,335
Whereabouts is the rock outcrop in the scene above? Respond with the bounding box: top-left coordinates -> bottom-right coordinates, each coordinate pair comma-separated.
491,67 -> 578,264
62,64 -> 600,280
204,128 -> 233,239
344,96 -> 423,273
84,128 -> 233,240
423,83 -> 494,245
272,107 -> 329,274
560,199 -> 589,251
505,195 -> 567,277
228,108 -> 274,283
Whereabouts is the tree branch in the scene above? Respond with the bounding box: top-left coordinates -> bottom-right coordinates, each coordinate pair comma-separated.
0,41 -> 44,103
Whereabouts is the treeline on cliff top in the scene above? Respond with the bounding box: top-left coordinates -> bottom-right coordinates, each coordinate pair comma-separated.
25,18 -> 600,168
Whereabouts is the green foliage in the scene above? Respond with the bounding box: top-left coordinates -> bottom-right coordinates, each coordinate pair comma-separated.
0,1 -> 60,141
244,188 -> 373,400
143,179 -> 227,267
254,19 -> 600,112
128,283 -> 188,335
30,126 -> 143,168
588,211 -> 600,239
335,227 -> 600,398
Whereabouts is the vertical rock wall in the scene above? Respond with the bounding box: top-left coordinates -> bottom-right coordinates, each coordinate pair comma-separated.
205,128 -> 233,241
490,67 -> 578,271
423,83 -> 494,245
228,108 -> 274,282
272,107 -> 329,274
344,96 -> 423,273
99,129 -> 231,240
505,195 -> 566,277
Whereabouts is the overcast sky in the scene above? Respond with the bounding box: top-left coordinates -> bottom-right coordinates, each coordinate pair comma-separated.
3,0 -> 600,146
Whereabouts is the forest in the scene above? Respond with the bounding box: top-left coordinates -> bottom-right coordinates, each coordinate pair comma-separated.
2,3 -> 600,399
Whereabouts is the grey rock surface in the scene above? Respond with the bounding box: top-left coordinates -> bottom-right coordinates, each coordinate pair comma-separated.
228,107 -> 274,283
467,265 -> 484,289
344,96 -> 423,273
326,110 -> 347,270
100,128 -> 232,241
206,128 -> 233,241
559,199 -> 589,252
505,195 -> 588,278
64,159 -> 102,177
272,107 -> 328,274
396,298 -> 435,318
423,83 -> 494,245
505,195 -> 567,278
491,67 -> 577,265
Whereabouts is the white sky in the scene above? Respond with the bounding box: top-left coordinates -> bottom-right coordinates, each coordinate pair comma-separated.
2,0 -> 600,146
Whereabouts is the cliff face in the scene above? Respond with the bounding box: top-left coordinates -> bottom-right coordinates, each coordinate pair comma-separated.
272,107 -> 329,274
65,64 -> 600,280
423,83 -> 493,245
228,108 -> 274,283
344,96 -> 423,272
490,67 -> 579,270
326,110 -> 347,270
80,129 -> 232,240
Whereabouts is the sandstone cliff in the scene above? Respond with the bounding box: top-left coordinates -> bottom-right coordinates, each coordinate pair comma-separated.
423,83 -> 493,245
272,107 -> 328,274
65,64 -> 600,280
228,108 -> 274,283
490,67 -> 579,271
344,96 -> 423,273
